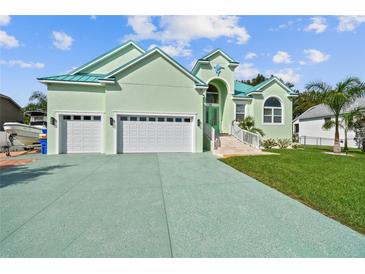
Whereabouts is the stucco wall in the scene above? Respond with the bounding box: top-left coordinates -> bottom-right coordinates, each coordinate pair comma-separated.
81,45 -> 143,74
249,82 -> 293,140
104,52 -> 204,154
194,53 -> 235,133
47,84 -> 106,154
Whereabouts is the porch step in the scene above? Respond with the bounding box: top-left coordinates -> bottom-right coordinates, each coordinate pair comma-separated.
214,135 -> 271,158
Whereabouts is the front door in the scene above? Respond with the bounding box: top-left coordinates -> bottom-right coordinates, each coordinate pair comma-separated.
206,105 -> 220,132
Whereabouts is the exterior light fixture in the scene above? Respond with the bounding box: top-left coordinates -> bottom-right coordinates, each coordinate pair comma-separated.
50,117 -> 56,126
110,117 -> 115,126
197,119 -> 201,127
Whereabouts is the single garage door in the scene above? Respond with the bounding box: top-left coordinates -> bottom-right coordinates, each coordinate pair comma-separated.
118,115 -> 194,153
61,114 -> 102,153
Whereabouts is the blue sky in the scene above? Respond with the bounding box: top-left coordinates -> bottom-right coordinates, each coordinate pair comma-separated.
1,15 -> 365,106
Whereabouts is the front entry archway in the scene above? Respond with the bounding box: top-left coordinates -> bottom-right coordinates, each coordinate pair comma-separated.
205,84 -> 220,132
205,79 -> 229,134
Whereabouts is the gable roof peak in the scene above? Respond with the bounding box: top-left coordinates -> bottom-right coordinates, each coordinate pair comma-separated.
70,40 -> 145,75
200,48 -> 237,63
103,46 -> 206,86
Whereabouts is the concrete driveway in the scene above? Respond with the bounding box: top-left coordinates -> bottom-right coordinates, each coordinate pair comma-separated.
0,153 -> 364,257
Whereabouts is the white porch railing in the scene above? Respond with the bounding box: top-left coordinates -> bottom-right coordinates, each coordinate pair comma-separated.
204,123 -> 221,150
231,122 -> 260,149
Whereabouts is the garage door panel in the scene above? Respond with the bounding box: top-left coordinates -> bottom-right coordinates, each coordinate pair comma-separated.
117,115 -> 194,153
62,116 -> 102,154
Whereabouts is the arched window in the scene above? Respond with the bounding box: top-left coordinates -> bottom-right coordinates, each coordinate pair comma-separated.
206,84 -> 219,104
263,97 -> 282,124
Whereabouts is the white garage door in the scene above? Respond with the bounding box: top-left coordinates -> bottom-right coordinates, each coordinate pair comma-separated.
117,115 -> 194,153
61,115 -> 102,153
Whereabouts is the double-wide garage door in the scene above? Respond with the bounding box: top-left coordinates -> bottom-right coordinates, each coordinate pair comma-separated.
61,115 -> 102,153
118,115 -> 194,153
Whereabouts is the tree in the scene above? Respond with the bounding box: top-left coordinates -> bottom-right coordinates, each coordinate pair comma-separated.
322,108 -> 364,152
23,91 -> 47,124
306,77 -> 365,153
241,74 -> 267,86
353,112 -> 365,152
238,116 -> 265,137
293,90 -> 324,118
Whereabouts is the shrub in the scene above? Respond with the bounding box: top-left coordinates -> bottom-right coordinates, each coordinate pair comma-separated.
291,142 -> 300,149
277,138 -> 291,149
261,138 -> 277,149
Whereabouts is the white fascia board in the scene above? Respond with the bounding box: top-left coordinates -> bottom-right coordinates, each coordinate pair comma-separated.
98,79 -> 115,84
203,49 -> 235,63
257,77 -> 294,94
38,80 -> 103,86
191,60 -> 211,74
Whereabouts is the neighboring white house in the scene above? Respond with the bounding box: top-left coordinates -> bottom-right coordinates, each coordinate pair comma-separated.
293,97 -> 365,148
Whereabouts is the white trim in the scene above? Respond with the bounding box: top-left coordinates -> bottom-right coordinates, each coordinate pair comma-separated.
106,48 -> 205,85
262,95 -> 285,125
234,102 -> 247,122
113,111 -> 197,154
98,79 -> 115,84
247,92 -> 262,95
70,41 -> 145,75
232,97 -> 252,102
191,60 -> 212,74
54,111 -> 105,154
202,49 -> 235,63
256,77 -> 294,95
39,80 -> 103,86
228,63 -> 239,70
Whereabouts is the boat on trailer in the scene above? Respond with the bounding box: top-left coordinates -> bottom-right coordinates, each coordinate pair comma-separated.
3,110 -> 47,146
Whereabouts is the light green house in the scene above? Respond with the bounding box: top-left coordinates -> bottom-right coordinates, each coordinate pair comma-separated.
39,41 -> 297,154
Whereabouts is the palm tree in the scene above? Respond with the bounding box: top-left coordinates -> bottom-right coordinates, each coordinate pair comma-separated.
238,116 -> 265,137
306,77 -> 365,153
322,108 -> 364,152
23,91 -> 47,124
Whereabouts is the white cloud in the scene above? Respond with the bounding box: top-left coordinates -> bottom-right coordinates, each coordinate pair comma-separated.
235,63 -> 260,79
267,68 -> 300,83
52,31 -> 74,50
269,20 -> 295,31
244,52 -> 257,60
337,16 -> 365,32
0,59 -> 45,69
0,31 -> 19,48
148,42 -> 192,57
305,17 -> 327,33
125,16 -> 250,58
304,49 -> 330,63
272,51 -> 292,64
0,15 -> 11,26
299,60 -> 306,65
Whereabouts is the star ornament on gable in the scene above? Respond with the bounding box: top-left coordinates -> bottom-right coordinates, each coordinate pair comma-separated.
214,64 -> 224,76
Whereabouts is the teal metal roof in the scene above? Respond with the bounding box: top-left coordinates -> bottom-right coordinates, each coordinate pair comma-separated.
38,73 -> 115,83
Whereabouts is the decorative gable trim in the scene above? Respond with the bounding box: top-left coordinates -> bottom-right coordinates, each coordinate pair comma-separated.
201,49 -> 237,63
252,76 -> 297,95
70,40 -> 145,75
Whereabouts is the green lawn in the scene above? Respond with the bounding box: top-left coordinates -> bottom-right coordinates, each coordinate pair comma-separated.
221,146 -> 365,234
